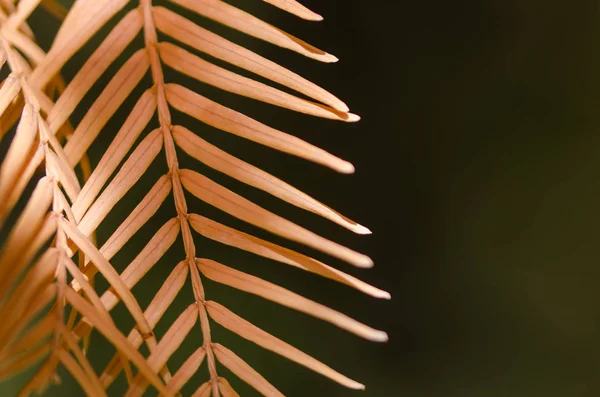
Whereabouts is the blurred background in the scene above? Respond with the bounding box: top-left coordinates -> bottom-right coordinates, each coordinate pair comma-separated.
5,0 -> 600,396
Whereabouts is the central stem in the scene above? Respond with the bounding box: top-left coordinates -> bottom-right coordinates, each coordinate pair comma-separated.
139,1 -> 219,395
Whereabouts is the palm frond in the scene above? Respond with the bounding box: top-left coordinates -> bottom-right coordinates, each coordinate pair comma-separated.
0,0 -> 389,395
0,3 -> 157,395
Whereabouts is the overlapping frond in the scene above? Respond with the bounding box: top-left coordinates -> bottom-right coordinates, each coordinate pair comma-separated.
1,0 -> 388,396
0,2 -> 168,396
0,3 -> 77,392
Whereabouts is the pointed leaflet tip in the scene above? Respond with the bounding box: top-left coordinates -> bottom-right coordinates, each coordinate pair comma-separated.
372,330 -> 389,343
352,224 -> 372,235
349,380 -> 366,390
357,255 -> 374,268
336,101 -> 350,113
337,161 -> 355,174
346,113 -> 360,122
325,53 -> 339,63
262,0 -> 323,21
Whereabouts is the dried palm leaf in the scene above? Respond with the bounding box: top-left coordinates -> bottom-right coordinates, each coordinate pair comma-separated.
1,0 -> 389,395
0,3 -> 160,395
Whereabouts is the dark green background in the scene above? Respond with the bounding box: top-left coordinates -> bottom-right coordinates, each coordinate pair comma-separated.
4,0 -> 600,396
